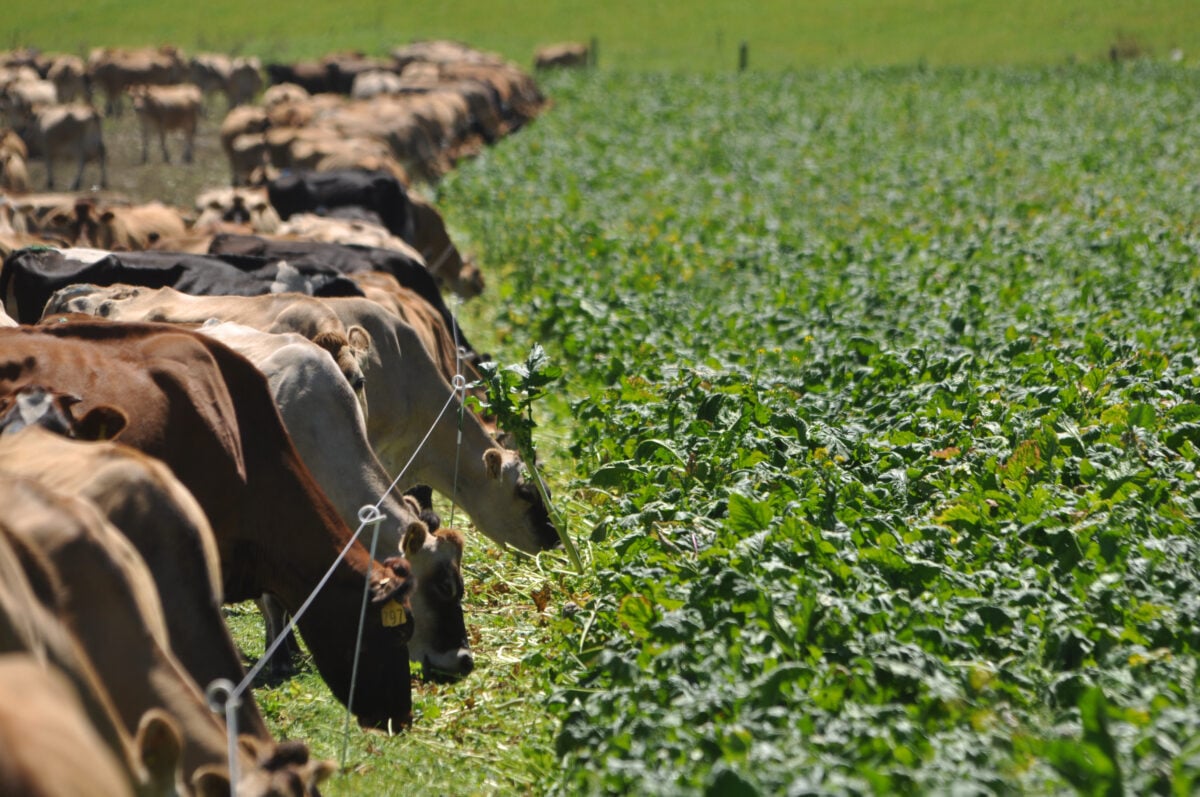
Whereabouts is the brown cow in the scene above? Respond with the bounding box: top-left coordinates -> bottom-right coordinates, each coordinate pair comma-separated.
86,46 -> 186,116
130,84 -> 202,164
0,321 -> 416,729
409,192 -> 483,298
225,57 -> 264,107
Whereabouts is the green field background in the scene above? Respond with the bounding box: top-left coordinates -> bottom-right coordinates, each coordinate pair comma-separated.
7,1 -> 1200,69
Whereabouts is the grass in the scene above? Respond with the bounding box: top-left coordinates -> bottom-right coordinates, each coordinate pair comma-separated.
5,1 -> 1200,70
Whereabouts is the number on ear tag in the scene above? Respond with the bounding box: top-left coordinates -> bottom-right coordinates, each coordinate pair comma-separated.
381,599 -> 407,627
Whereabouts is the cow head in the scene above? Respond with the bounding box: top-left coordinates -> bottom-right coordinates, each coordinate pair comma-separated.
401,521 -> 473,680
297,555 -> 415,730
0,385 -> 128,440
311,325 -> 371,418
481,447 -> 560,552
191,737 -> 335,797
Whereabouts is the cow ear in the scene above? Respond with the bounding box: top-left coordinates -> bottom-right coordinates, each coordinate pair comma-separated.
74,404 -> 128,441
347,324 -> 370,352
483,447 -> 504,479
307,758 -> 338,790
371,556 -> 412,604
135,708 -> 183,791
401,520 -> 428,559
190,767 -> 230,797
400,493 -> 422,517
100,210 -> 116,223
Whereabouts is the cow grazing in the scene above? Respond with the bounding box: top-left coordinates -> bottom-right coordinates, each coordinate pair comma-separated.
0,419 -> 271,738
42,287 -> 558,554
198,320 -> 474,677
0,473 -> 334,793
0,518 -> 184,797
408,192 -> 483,298
0,321 -> 417,729
130,84 -> 202,164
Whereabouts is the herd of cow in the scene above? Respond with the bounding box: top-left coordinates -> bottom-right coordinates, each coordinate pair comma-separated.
0,40 -> 557,797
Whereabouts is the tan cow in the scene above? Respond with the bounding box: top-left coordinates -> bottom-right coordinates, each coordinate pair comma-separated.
0,473 -> 334,794
0,514 -> 184,797
130,84 -> 202,164
0,654 -> 145,797
93,202 -> 189,250
0,420 -> 269,737
409,192 -> 483,298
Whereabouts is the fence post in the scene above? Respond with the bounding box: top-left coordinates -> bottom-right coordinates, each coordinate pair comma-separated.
739,41 -> 749,72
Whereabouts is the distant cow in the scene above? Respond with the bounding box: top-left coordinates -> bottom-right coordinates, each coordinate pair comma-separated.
27,104 -> 107,190
86,46 -> 186,116
534,42 -> 590,70
225,57 -> 263,107
130,84 -> 202,164
45,55 -> 88,104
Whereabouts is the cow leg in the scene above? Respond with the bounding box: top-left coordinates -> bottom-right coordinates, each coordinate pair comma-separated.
159,127 -> 170,164
97,140 -> 108,189
139,120 -> 150,164
256,592 -> 299,678
45,157 -> 55,190
70,150 -> 86,191
183,129 -> 194,164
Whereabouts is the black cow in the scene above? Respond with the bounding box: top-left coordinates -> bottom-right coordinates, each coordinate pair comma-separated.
267,169 -> 414,243
265,60 -> 334,94
206,233 -> 478,360
0,247 -> 364,324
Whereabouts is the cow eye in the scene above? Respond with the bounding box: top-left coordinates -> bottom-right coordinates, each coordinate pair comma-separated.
353,377 -> 366,392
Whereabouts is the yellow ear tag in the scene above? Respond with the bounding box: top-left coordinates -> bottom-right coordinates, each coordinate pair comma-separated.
381,600 -> 407,627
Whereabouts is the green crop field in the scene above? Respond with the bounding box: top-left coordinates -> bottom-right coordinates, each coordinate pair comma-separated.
223,62 -> 1200,795
6,4 -> 1200,795
6,1 -> 1200,69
